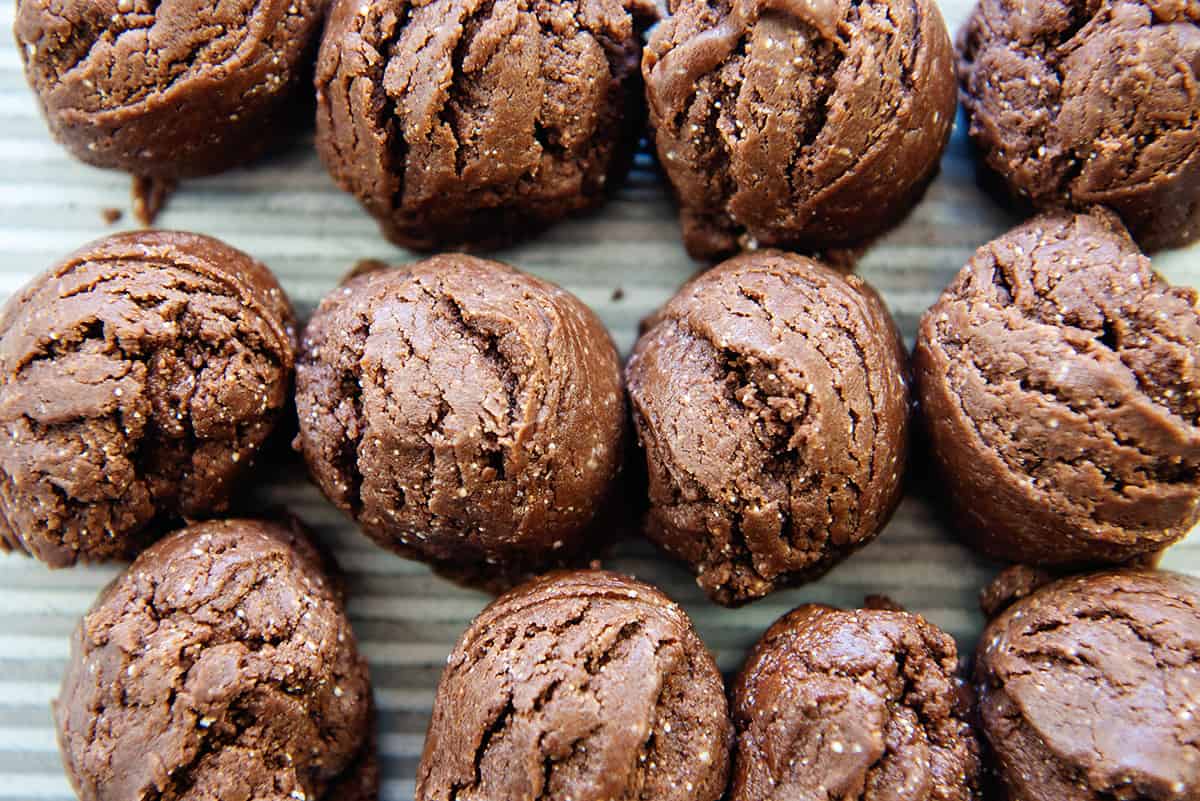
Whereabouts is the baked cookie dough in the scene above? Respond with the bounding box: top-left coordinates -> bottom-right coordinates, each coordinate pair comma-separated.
55,518 -> 376,801
416,570 -> 733,801
914,209 -> 1200,566
958,0 -> 1200,251
0,231 -> 296,567
976,569 -> 1200,801
15,0 -> 328,179
627,251 -> 910,606
731,603 -> 982,801
314,0 -> 653,249
294,255 -> 625,588
643,0 -> 957,260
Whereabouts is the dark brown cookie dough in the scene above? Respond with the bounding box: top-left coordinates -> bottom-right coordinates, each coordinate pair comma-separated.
626,251 -> 910,606
294,255 -> 625,588
314,0 -> 653,250
0,231 -> 295,568
416,569 -> 733,801
15,0 -> 328,179
914,209 -> 1200,567
55,518 -> 376,801
975,569 -> 1200,801
643,0 -> 957,261
732,604 -> 982,801
978,565 -> 1059,618
957,0 -> 1200,251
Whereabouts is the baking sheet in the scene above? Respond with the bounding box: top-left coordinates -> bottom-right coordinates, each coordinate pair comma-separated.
0,0 -> 1197,796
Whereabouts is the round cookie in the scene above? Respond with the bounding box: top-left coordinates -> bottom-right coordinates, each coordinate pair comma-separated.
914,209 -> 1200,566
731,604 -> 982,801
0,231 -> 295,568
957,0 -> 1200,251
975,569 -> 1200,801
416,570 -> 733,801
626,251 -> 910,606
55,518 -> 376,801
294,255 -> 625,588
314,0 -> 653,250
643,0 -> 957,260
15,0 -> 328,179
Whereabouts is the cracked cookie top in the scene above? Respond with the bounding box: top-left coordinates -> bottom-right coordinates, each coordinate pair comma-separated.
626,250 -> 910,606
416,569 -> 733,801
0,231 -> 296,568
642,0 -> 957,259
15,0 -> 329,178
313,0 -> 654,250
293,255 -> 625,589
54,518 -> 376,801
957,0 -> 1200,250
731,604 -> 982,801
914,209 -> 1200,566
975,569 -> 1200,801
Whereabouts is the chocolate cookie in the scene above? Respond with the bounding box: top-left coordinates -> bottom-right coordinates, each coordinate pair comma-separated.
416,570 -> 733,801
732,604 -> 982,801
314,0 -> 653,250
626,251 -> 909,606
643,0 -> 957,260
294,255 -> 625,588
914,209 -> 1200,566
55,518 -> 376,801
15,0 -> 328,179
0,231 -> 295,568
975,569 -> 1200,801
957,0 -> 1200,251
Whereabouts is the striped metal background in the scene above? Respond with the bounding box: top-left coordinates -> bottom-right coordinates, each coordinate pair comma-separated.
0,0 -> 1197,796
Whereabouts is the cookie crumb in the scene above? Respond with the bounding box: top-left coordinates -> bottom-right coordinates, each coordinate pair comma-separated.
131,175 -> 178,226
979,565 -> 1058,618
863,594 -> 904,612
343,259 -> 391,283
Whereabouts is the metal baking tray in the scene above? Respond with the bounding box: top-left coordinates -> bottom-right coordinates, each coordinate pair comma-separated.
0,0 -> 1196,797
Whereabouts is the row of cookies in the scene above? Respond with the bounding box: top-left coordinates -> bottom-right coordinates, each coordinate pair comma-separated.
2,206 -> 1196,599
55,513 -> 1200,801
15,0 -> 1200,253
